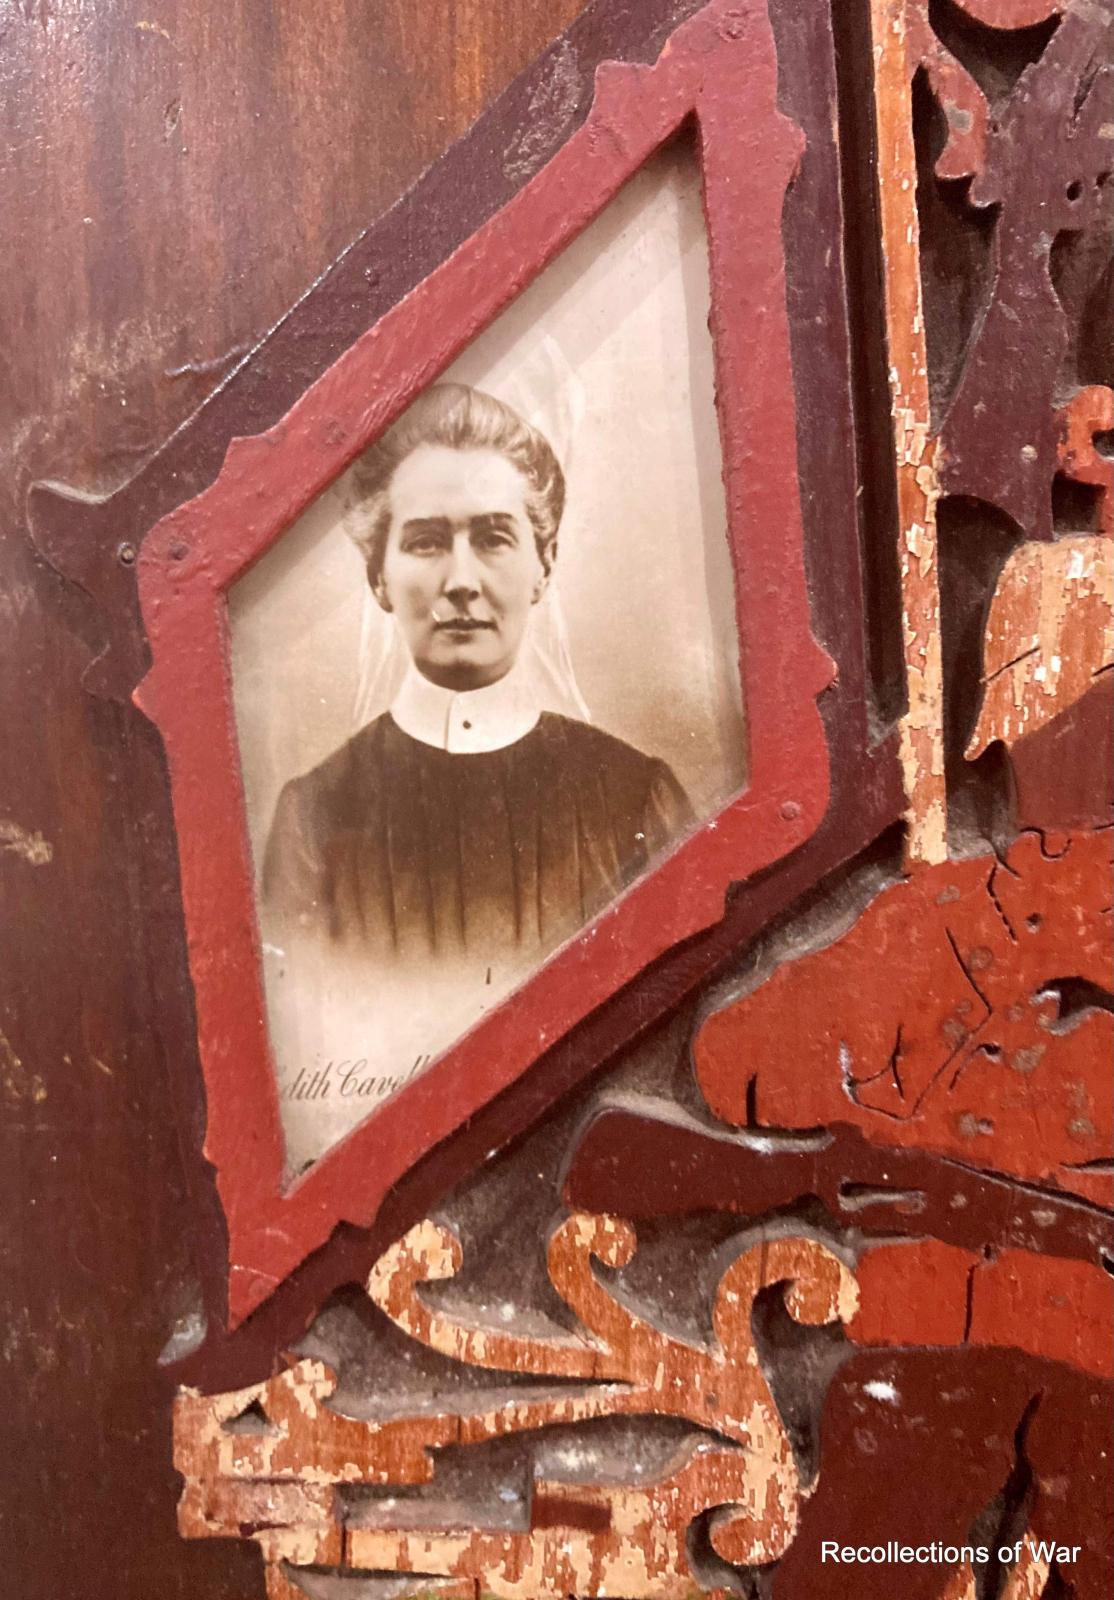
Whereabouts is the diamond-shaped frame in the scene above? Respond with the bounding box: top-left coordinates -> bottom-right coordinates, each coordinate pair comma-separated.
132,0 -> 836,1325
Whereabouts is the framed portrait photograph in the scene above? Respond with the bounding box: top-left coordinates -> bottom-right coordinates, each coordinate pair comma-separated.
131,0 -> 836,1320
229,142 -> 746,1174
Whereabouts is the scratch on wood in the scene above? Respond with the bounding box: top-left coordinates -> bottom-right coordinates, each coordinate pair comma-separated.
851,1239 -> 1113,1379
0,1028 -> 47,1106
136,20 -> 175,45
695,829 -> 1114,1206
0,818 -> 53,866
164,342 -> 250,380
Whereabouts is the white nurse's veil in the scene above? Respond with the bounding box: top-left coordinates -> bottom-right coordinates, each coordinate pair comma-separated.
344,335 -> 591,732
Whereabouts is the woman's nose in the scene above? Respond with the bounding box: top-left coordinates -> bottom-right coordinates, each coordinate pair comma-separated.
442,532 -> 482,596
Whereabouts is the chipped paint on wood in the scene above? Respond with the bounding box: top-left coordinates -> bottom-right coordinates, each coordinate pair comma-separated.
175,1221 -> 858,1591
368,1217 -> 855,1475
695,829 -> 1114,1206
967,537 -> 1114,757
936,1563 -> 977,1600
175,1357 -> 453,1488
933,1526 -> 1054,1600
347,1446 -> 778,1600
1001,1535 -> 1053,1599
870,0 -> 947,863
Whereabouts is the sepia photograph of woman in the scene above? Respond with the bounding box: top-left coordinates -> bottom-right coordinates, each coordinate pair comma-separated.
263,381 -> 695,966
232,144 -> 747,1169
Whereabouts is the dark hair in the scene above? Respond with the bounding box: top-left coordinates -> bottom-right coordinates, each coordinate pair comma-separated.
348,382 -> 566,584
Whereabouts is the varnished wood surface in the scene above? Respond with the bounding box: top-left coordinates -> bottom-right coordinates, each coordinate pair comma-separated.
0,5 -> 584,1595
4,1 -> 1111,1595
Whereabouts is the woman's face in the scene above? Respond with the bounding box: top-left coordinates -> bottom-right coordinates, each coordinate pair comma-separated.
376,443 -> 549,691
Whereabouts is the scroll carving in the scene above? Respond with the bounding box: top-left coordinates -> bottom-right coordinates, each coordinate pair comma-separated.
175,1218 -> 857,1595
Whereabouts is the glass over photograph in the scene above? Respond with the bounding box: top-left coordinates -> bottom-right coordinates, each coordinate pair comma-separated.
229,140 -> 747,1173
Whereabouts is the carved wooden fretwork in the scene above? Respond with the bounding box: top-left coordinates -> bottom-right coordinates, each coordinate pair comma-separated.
176,1219 -> 857,1597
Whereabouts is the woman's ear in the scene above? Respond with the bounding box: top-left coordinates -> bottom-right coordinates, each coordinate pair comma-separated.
369,568 -> 392,612
533,539 -> 557,602
365,508 -> 393,610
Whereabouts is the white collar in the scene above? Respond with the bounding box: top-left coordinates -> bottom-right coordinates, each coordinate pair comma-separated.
389,661 -> 541,753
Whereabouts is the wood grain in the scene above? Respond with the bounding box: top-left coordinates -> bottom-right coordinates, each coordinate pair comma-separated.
0,5 -> 585,1596
6,0 -> 1109,1594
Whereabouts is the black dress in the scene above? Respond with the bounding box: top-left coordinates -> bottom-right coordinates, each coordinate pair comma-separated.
262,712 -> 694,962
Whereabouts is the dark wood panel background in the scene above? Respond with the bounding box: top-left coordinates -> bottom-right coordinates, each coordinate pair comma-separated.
0,4 -> 584,1594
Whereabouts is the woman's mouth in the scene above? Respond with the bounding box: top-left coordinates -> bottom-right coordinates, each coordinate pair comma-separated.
434,616 -> 495,632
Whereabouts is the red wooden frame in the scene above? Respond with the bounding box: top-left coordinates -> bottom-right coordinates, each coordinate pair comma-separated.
134,0 -> 832,1326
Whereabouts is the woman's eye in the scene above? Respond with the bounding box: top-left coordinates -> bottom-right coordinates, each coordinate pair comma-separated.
402,535 -> 442,555
474,525 -> 514,552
